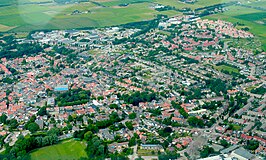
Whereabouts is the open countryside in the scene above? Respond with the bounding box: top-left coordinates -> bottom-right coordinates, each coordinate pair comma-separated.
0,0 -> 177,32
0,0 -> 265,49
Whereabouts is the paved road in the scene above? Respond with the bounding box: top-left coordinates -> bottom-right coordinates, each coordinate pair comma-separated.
128,145 -> 138,160
141,156 -> 158,160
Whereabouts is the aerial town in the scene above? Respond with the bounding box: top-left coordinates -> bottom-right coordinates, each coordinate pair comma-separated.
0,14 -> 265,160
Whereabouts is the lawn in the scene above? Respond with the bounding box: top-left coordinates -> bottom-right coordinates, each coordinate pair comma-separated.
137,149 -> 158,156
246,84 -> 259,92
231,124 -> 242,131
30,139 -> 88,160
214,65 -> 239,74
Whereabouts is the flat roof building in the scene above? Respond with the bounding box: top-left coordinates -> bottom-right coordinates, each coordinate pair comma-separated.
54,85 -> 68,92
231,147 -> 254,160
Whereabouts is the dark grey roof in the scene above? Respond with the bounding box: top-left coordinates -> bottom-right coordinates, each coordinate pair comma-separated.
220,145 -> 239,154
233,147 -> 254,159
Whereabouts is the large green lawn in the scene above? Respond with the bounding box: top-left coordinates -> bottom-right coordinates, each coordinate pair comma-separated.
214,65 -> 239,74
30,139 -> 88,160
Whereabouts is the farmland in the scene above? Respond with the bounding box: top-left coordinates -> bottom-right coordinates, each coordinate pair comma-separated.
30,139 -> 88,160
0,0 -> 181,32
94,0 -> 154,7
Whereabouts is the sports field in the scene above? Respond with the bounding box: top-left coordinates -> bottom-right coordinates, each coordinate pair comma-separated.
214,65 -> 239,74
30,139 -> 88,160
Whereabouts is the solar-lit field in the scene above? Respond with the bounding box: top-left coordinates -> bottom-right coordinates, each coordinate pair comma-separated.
30,139 -> 88,160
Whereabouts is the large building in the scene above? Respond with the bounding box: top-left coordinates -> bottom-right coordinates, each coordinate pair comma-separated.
140,144 -> 163,150
231,147 -> 254,160
54,85 -> 69,92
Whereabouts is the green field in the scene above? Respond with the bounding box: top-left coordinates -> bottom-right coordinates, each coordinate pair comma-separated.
231,124 -> 242,131
0,0 -> 183,32
137,149 -> 158,156
246,85 -> 258,92
30,139 -> 88,160
214,65 -> 239,74
0,0 -> 227,32
234,12 -> 266,23
94,0 -> 154,7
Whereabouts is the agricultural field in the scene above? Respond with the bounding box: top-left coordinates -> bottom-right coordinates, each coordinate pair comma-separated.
234,12 -> 266,24
93,0 -> 154,7
0,0 -> 240,33
0,0 -> 182,32
0,24 -> 16,32
0,0 -> 52,5
30,139 -> 88,160
155,0 -> 201,10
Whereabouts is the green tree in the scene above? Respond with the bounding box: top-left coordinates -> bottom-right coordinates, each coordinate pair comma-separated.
27,122 -> 40,133
0,113 -> 7,124
125,121 -> 134,130
68,115 -> 74,122
37,106 -> 47,116
109,104 -> 119,109
245,140 -> 259,150
200,146 -> 215,158
129,137 -> 136,147
8,119 -> 18,130
187,116 -> 204,128
84,131 -> 93,141
129,113 -> 137,119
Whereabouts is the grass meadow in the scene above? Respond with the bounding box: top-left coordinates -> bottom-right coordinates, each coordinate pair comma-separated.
0,1 -> 182,32
214,65 -> 240,74
30,139 -> 88,160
